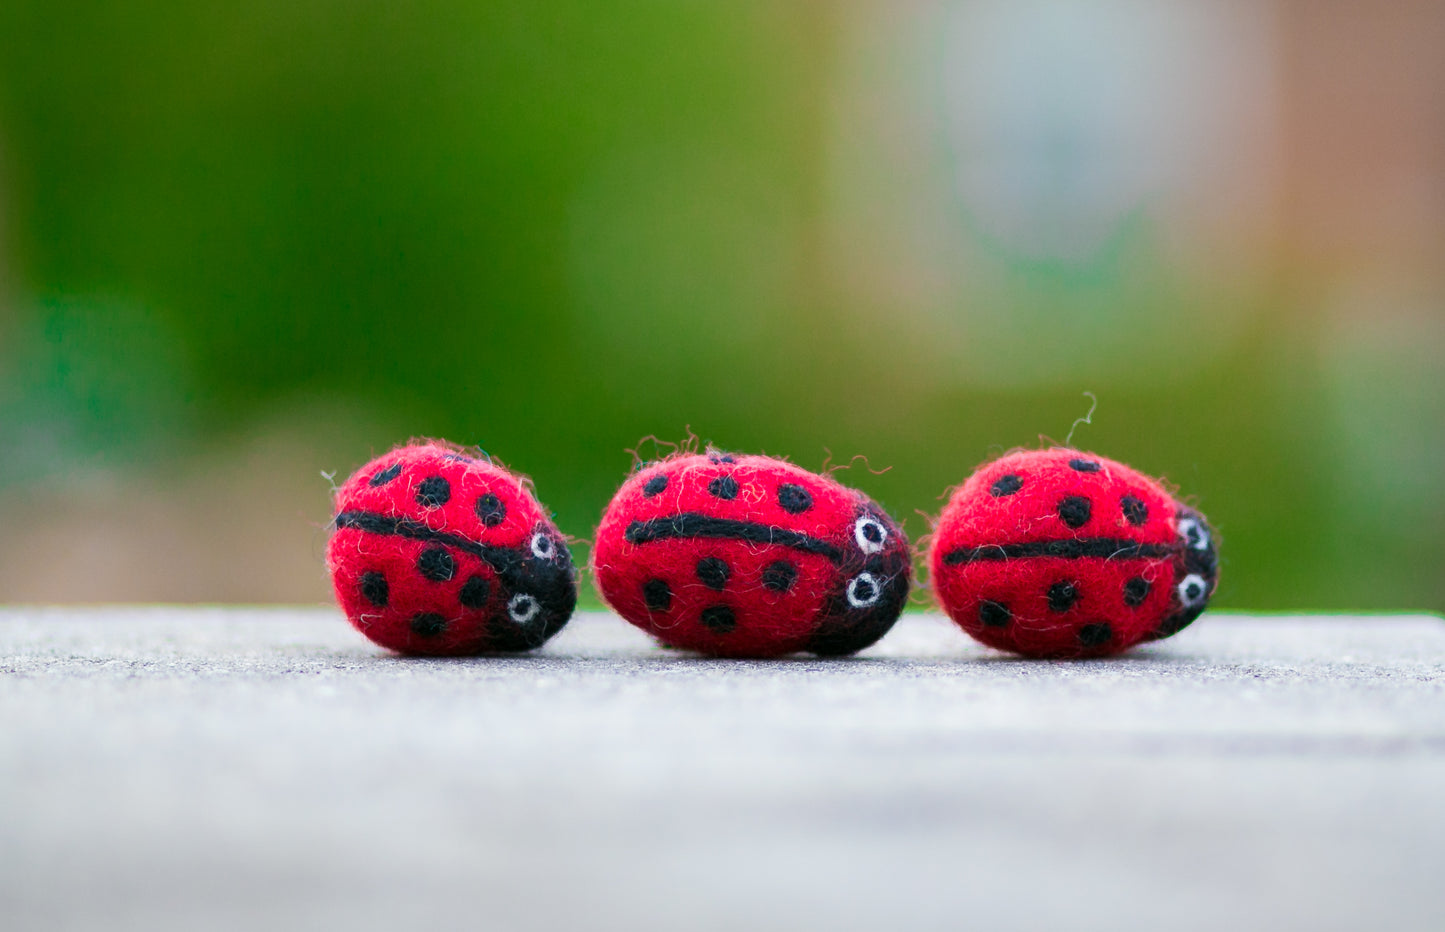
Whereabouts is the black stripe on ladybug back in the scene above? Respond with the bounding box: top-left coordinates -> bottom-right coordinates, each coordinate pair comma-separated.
334,510 -> 530,577
943,537 -> 1174,565
624,514 -> 844,562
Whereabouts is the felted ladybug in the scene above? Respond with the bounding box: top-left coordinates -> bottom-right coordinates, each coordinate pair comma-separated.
928,448 -> 1218,658
327,443 -> 577,655
592,452 -> 911,657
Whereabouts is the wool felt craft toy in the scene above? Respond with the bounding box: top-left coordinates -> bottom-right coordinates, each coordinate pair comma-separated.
327,443 -> 577,655
592,452 -> 911,658
928,448 -> 1218,658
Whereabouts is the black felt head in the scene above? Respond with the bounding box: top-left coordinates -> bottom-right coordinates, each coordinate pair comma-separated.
1147,505 -> 1219,641
484,525 -> 578,651
806,506 -> 912,656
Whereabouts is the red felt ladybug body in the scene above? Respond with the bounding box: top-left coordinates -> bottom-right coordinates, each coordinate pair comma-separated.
592,453 -> 911,657
327,443 -> 576,655
929,449 -> 1218,658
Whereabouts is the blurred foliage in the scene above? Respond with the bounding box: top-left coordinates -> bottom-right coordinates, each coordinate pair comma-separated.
0,1 -> 1440,610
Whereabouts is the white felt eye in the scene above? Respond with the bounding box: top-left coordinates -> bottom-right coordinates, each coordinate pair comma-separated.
846,572 -> 882,609
1178,517 -> 1210,552
508,593 -> 541,624
854,516 -> 888,554
1177,574 -> 1208,609
530,532 -> 557,560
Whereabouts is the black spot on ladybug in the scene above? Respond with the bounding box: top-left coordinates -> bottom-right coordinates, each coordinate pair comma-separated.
1047,581 -> 1079,612
1124,576 -> 1151,607
991,474 -> 1023,497
416,547 -> 455,582
369,462 -> 402,487
475,493 -> 506,526
708,475 -> 739,500
360,571 -> 389,607
1121,496 -> 1148,526
1078,623 -> 1112,649
761,560 -> 797,593
708,453 -> 737,464
416,476 -> 451,508
1069,458 -> 1101,473
700,605 -> 736,633
1058,496 -> 1091,529
410,612 -> 447,638
643,474 -> 668,497
979,600 -> 1011,628
777,483 -> 813,514
696,556 -> 730,591
643,579 -> 672,612
459,575 -> 491,609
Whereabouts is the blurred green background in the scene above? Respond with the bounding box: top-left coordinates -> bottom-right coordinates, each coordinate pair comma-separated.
0,1 -> 1441,610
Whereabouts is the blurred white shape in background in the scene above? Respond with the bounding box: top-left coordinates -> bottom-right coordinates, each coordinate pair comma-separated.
938,0 -> 1278,264
823,0 -> 1281,387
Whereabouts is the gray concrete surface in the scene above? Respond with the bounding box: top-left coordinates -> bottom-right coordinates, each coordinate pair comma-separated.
2,607 -> 1444,931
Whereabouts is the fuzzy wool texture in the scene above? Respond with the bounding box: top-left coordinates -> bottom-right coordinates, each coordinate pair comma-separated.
327,443 -> 577,655
592,452 -> 911,657
929,448 -> 1219,658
